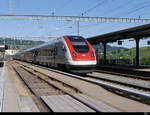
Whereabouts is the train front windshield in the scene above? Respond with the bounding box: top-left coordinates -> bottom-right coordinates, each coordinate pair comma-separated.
68,36 -> 89,53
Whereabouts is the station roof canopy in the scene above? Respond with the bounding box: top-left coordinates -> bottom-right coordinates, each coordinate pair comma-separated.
87,23 -> 150,45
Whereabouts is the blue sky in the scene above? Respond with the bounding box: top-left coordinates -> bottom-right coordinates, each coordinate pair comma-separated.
0,0 -> 150,48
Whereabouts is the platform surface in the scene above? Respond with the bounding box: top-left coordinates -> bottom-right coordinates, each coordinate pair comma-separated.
1,62 -> 20,112
41,95 -> 95,112
97,64 -> 150,72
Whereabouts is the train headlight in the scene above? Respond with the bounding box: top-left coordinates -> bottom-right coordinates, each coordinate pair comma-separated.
72,52 -> 77,58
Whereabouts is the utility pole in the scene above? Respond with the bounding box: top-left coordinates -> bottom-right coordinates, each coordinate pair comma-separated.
77,21 -> 79,36
9,0 -> 13,14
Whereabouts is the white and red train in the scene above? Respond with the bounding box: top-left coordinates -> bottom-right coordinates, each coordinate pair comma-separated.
14,36 -> 97,73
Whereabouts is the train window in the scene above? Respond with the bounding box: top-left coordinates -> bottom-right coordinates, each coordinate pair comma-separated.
62,45 -> 66,52
49,49 -> 53,56
34,51 -> 38,56
54,47 -> 57,55
45,49 -> 49,56
68,36 -> 89,53
44,49 -> 49,56
147,41 -> 150,45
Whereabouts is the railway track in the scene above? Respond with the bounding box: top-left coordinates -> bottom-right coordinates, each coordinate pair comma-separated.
96,68 -> 150,81
86,73 -> 150,105
87,72 -> 150,92
92,69 -> 150,105
11,61 -> 119,112
14,61 -> 150,106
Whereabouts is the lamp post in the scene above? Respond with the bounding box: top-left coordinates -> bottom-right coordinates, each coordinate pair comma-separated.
77,21 -> 79,36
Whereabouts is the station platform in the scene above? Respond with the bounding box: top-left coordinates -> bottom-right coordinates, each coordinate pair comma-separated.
96,64 -> 150,76
0,62 -> 39,112
0,62 -> 20,112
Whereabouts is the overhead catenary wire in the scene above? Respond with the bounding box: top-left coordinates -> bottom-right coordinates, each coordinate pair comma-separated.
52,0 -> 73,15
118,1 -> 150,17
79,0 -> 107,16
80,0 -> 134,28
79,0 -> 134,31
100,0 -> 134,16
50,0 -> 73,31
55,0 -> 109,35
80,0 -> 150,32
78,0 -> 108,35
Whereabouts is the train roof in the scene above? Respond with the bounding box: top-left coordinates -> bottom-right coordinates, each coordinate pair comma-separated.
23,35 -> 85,53
17,35 -> 86,55
22,37 -> 60,53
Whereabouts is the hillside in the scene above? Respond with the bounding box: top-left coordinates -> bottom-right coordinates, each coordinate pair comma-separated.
97,46 -> 150,66
92,44 -> 127,52
107,46 -> 150,59
0,38 -> 45,50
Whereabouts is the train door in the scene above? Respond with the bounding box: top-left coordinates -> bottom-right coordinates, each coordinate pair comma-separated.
53,43 -> 58,67
59,42 -> 66,63
54,42 -> 66,67
34,50 -> 38,63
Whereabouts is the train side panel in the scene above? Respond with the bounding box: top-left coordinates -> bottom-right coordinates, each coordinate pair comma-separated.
55,39 -> 67,65
35,44 -> 54,65
34,38 -> 66,66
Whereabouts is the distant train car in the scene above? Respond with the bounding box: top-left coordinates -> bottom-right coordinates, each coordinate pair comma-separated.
14,36 -> 97,73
